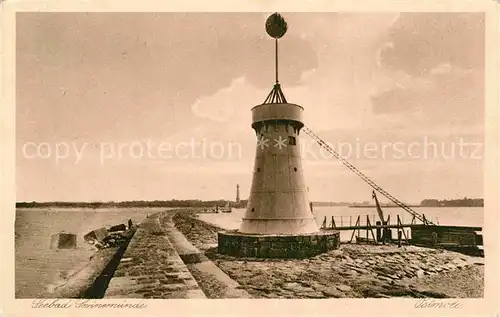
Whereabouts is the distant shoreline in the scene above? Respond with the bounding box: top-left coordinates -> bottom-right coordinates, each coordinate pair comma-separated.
15,202 -> 247,209
347,205 -> 484,208
348,205 -> 420,208
15,198 -> 483,209
15,205 -> 485,210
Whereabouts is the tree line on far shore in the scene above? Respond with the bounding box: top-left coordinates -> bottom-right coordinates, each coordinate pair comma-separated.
16,197 -> 483,209
420,198 -> 483,207
16,200 -> 249,209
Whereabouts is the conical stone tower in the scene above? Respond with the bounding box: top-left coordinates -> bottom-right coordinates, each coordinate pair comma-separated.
239,102 -> 319,235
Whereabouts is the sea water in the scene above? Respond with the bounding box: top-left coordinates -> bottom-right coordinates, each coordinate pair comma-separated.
199,206 -> 484,241
15,208 -> 160,298
16,206 -> 484,297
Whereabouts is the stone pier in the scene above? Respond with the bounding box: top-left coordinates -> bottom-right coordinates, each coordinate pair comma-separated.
104,213 -> 206,299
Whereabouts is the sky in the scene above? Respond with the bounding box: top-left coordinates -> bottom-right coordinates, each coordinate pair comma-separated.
16,12 -> 485,203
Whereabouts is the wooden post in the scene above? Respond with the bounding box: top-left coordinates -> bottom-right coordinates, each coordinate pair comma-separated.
432,232 -> 438,246
381,221 -> 386,244
366,215 -> 369,242
366,216 -> 377,243
332,216 -> 337,229
357,215 -> 361,238
397,215 -> 409,244
376,221 -> 382,243
349,216 -> 360,243
384,214 -> 391,243
322,216 -> 327,229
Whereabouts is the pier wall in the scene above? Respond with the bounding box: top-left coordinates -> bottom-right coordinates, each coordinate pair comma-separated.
218,230 -> 340,258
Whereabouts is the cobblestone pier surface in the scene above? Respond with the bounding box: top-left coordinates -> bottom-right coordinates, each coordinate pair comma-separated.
104,212 -> 206,299
174,212 -> 485,299
161,211 -> 251,298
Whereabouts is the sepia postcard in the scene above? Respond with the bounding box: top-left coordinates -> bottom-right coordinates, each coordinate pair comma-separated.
1,0 -> 499,316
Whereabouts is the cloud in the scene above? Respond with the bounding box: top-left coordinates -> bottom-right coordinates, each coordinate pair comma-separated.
430,62 -> 452,75
17,13 -> 320,143
371,66 -> 483,125
17,13 -> 484,202
379,13 -> 484,76
191,77 -> 262,123
370,13 -> 484,128
376,42 -> 394,67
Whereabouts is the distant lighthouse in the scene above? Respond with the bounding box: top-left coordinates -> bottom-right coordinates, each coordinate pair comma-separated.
239,13 -> 318,235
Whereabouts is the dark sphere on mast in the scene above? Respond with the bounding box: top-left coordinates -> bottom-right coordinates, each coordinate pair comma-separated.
265,13 -> 288,39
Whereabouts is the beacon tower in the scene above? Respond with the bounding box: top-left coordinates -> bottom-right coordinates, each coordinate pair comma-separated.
236,184 -> 240,204
217,13 -> 338,259
239,13 -> 319,235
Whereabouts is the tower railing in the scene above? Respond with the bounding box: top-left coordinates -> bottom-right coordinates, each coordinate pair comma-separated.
302,126 -> 436,226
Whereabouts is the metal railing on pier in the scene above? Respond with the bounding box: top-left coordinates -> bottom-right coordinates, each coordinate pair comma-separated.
320,213 -> 443,245
320,214 -> 439,230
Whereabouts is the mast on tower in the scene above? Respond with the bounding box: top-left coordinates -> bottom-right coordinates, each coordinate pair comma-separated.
263,13 -> 288,104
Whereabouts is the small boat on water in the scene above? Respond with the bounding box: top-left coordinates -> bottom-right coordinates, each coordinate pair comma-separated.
204,203 -> 231,213
220,202 -> 232,213
201,202 -> 232,213
204,205 -> 219,213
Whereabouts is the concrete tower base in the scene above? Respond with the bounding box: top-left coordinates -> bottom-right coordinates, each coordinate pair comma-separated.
217,230 -> 340,259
